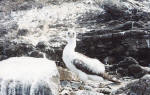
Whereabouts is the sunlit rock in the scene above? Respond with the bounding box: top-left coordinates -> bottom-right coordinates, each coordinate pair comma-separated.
0,57 -> 60,95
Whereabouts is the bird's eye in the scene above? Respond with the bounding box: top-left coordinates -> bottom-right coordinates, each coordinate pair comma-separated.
73,32 -> 75,36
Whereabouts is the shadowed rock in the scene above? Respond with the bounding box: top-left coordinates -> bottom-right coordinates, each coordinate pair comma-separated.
113,74 -> 150,95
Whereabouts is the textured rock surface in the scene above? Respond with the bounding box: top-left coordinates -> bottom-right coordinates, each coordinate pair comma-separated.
0,57 -> 60,95
113,74 -> 150,95
59,78 -> 130,95
58,67 -> 80,81
73,90 -> 104,95
1,0 -> 150,94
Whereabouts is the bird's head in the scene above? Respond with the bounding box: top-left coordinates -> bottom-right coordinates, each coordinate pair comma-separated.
66,30 -> 76,43
67,31 -> 76,38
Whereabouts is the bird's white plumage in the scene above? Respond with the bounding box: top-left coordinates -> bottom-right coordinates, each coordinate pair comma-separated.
76,53 -> 105,73
62,30 -> 105,82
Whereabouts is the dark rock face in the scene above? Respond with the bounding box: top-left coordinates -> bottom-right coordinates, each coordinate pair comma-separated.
4,43 -> 34,57
0,39 -> 65,66
128,64 -> 146,78
0,28 -> 7,37
36,41 -> 47,51
0,0 -> 80,13
76,1 -> 150,78
45,47 -> 64,65
77,1 -> 150,67
103,5 -> 127,21
78,30 -> 150,67
0,41 -> 35,60
76,1 -> 150,70
108,57 -> 147,78
0,55 -> 7,61
0,40 -> 63,60
36,41 -> 65,67
0,0 -> 43,12
0,21 -> 18,37
114,74 -> 150,95
29,50 -> 44,58
137,48 -> 150,66
117,64 -> 147,78
117,57 -> 139,68
17,29 -> 28,36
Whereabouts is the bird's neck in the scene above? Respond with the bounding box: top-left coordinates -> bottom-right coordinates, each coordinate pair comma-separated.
62,38 -> 76,69
64,38 -> 76,53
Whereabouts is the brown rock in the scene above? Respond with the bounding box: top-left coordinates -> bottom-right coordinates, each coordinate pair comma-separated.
58,67 -> 80,81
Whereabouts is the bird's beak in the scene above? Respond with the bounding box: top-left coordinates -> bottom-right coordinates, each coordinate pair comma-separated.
69,35 -> 74,38
64,35 -> 66,38
69,33 -> 75,38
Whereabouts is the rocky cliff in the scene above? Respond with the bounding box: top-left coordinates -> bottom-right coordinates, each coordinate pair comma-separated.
1,0 -> 150,94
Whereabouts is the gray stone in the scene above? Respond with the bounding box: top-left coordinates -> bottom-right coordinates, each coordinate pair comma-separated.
83,85 -> 93,91
17,29 -> 28,36
61,80 -> 71,88
71,81 -> 82,91
113,74 -> 150,95
73,90 -> 104,95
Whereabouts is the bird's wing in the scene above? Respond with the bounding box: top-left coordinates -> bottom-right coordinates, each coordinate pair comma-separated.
71,58 -> 99,75
72,59 -> 121,83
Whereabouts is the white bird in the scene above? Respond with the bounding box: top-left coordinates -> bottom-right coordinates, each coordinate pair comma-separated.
62,30 -> 120,83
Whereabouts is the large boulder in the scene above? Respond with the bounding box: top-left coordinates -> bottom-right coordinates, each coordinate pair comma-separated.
110,57 -> 149,78
0,57 -> 60,95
